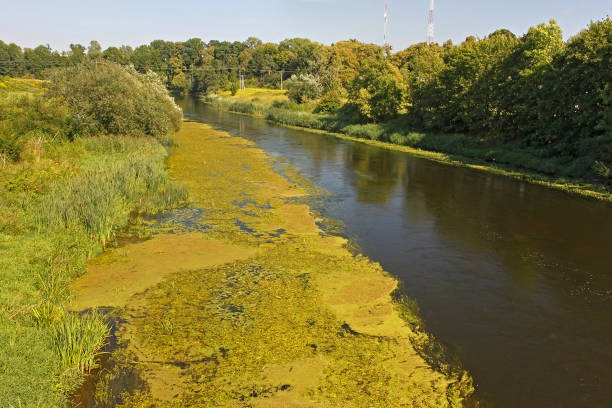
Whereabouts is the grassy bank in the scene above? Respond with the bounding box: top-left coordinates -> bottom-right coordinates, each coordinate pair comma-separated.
205,89 -> 612,202
0,70 -> 186,406
0,135 -> 186,406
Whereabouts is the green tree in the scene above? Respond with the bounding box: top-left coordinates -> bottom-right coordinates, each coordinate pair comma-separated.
102,46 -> 129,64
69,44 -> 87,66
88,40 -> 103,60
48,61 -> 182,141
0,41 -> 25,76
349,58 -> 405,122
24,45 -> 56,78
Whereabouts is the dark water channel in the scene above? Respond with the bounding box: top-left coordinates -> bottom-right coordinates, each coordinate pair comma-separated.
177,97 -> 612,408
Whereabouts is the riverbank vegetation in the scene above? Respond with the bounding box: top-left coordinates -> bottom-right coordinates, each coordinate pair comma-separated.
3,18 -> 609,188
0,64 -> 185,406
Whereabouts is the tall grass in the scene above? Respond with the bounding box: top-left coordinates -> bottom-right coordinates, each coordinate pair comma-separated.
37,140 -> 188,246
0,72 -> 187,406
51,312 -> 109,373
0,134 -> 187,406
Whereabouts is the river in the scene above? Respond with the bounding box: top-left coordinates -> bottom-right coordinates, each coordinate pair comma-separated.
177,97 -> 612,408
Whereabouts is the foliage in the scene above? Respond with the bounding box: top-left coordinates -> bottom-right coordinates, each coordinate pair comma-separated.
0,134 -> 186,406
314,89 -> 344,113
51,311 -> 109,373
0,66 -> 185,406
48,61 -> 182,141
3,17 -> 610,177
229,81 -> 239,96
286,73 -> 323,104
37,138 -> 188,246
349,58 -> 405,122
0,80 -> 71,162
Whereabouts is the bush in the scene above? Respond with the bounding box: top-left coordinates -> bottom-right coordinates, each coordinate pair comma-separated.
229,82 -> 239,96
0,91 -> 72,161
0,131 -> 23,161
315,89 -> 344,113
286,74 -> 323,104
343,124 -> 385,141
272,99 -> 303,111
48,61 -> 182,141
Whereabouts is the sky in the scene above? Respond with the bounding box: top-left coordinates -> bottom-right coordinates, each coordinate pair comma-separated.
1,1 -> 610,52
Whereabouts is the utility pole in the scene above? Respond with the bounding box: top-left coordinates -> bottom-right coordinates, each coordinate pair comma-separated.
280,70 -> 283,90
427,0 -> 435,45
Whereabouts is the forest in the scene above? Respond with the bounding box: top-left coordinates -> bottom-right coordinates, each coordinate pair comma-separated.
1,18 -> 610,181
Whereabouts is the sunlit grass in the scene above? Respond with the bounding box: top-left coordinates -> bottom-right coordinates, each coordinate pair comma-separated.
217,87 -> 288,105
51,311 -> 109,373
0,133 -> 187,406
0,77 -> 46,94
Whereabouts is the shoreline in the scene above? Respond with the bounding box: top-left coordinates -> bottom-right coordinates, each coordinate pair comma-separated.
203,96 -> 612,204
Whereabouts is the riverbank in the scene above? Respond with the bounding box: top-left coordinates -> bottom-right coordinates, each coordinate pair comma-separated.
205,90 -> 612,203
0,134 -> 186,406
74,120 -> 473,407
0,71 -> 186,407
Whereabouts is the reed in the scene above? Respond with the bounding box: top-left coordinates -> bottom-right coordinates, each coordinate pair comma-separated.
37,138 -> 187,246
50,311 -> 109,373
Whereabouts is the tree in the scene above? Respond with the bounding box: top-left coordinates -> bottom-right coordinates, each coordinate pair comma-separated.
103,46 -> 130,64
88,40 -> 103,60
349,58 -> 405,122
182,38 -> 206,68
24,45 -> 56,78
69,44 -> 87,65
48,60 -> 182,141
0,41 -> 25,76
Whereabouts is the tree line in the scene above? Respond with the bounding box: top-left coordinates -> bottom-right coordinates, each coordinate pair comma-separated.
1,17 -> 610,179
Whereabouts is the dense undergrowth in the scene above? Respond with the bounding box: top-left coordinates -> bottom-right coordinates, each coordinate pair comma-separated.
0,66 -> 186,406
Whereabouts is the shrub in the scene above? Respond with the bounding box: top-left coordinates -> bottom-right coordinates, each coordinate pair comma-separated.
0,131 -> 23,161
343,124 -> 385,141
229,82 -> 239,96
272,99 -> 302,111
286,74 -> 323,104
48,61 -> 182,141
315,89 -> 344,113
0,91 -> 72,161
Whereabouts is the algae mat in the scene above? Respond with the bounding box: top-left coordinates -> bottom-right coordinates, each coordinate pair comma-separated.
78,121 -> 472,407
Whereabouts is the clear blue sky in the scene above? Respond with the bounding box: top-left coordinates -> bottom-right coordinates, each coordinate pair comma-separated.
1,1 -> 610,51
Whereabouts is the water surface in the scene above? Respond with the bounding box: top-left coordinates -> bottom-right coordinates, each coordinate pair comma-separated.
178,97 -> 612,408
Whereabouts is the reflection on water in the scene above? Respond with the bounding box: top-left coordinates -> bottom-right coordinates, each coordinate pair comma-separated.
178,97 -> 612,408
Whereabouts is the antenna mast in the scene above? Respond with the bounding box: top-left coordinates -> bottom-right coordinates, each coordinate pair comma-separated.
427,0 -> 435,45
384,3 -> 389,46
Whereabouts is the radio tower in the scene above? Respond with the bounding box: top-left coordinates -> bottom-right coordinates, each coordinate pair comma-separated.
384,3 -> 389,46
427,0 -> 435,45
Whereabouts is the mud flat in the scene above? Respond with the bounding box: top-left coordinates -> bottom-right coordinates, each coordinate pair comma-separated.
72,121 -> 472,407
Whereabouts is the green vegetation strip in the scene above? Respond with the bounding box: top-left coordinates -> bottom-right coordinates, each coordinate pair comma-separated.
0,67 -> 186,407
205,92 -> 612,203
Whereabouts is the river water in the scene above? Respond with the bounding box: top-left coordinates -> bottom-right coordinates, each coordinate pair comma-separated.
177,97 -> 612,408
